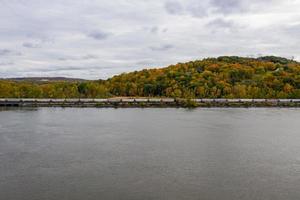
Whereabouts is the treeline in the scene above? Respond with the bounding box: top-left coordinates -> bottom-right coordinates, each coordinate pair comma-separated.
0,81 -> 110,98
1,56 -> 300,98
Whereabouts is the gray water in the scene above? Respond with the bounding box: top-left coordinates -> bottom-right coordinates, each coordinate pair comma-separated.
0,108 -> 300,200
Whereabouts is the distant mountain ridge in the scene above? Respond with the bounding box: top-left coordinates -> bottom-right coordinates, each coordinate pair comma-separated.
2,77 -> 87,83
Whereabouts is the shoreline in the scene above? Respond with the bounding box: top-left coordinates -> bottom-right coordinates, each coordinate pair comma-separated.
1,98 -> 300,108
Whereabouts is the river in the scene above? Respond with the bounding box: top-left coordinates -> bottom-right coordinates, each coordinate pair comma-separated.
0,108 -> 300,200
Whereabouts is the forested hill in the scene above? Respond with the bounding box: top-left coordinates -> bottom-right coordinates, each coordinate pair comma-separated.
0,56 -> 300,98
106,56 -> 300,98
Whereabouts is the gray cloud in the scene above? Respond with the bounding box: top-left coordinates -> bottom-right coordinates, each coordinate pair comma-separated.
150,26 -> 159,33
88,31 -> 111,40
37,66 -> 99,72
162,28 -> 168,33
150,44 -> 174,51
57,57 -> 68,61
209,0 -> 282,15
210,0 -> 243,14
136,60 -> 156,66
82,54 -> 98,60
0,49 -> 11,56
206,18 -> 235,29
186,1 -> 209,17
0,61 -> 14,66
283,23 -> 300,38
23,42 -> 41,48
164,1 -> 183,15
0,49 -> 22,56
58,54 -> 99,61
164,0 -> 208,17
149,26 -> 168,34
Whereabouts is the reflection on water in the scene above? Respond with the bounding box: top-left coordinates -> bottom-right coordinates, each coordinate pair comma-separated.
0,108 -> 300,200
0,107 -> 39,112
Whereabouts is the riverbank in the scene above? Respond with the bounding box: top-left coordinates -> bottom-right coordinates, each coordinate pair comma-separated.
1,98 -> 300,108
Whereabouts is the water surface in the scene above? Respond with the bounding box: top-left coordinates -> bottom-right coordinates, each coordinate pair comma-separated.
0,108 -> 300,200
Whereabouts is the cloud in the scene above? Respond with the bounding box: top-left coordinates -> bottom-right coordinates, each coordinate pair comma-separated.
0,49 -> 22,56
185,1 -> 210,17
150,26 -> 159,33
37,66 -> 97,72
150,44 -> 174,51
206,18 -> 235,29
136,59 -> 156,66
149,26 -> 168,34
82,54 -> 98,60
23,42 -> 41,48
210,0 -> 244,14
209,0 -> 282,15
283,23 -> 300,38
0,49 -> 11,56
164,1 -> 183,15
164,0 -> 208,17
0,61 -> 14,66
88,31 -> 111,40
58,54 -> 99,61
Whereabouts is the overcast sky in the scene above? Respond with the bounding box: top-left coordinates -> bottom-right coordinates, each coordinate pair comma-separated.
0,0 -> 299,79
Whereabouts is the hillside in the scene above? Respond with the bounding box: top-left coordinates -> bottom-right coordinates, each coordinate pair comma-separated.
0,56 -> 300,98
106,56 -> 300,98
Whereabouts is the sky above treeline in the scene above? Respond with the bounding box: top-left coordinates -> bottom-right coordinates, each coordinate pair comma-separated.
0,0 -> 299,79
